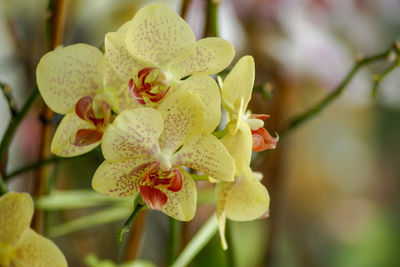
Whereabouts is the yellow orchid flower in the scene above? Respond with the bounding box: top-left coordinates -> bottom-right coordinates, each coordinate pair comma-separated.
92,90 -> 234,221
0,192 -> 67,267
36,44 -> 138,157
105,3 -> 235,132
220,56 -> 278,151
216,122 -> 270,249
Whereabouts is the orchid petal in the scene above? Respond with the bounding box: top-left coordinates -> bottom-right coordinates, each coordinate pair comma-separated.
176,74 -> 221,133
169,37 -> 235,79
92,159 -> 149,197
216,182 -> 231,250
125,4 -> 195,68
103,57 -> 140,113
160,168 -> 197,221
101,108 -> 163,162
172,133 -> 234,182
158,90 -> 205,155
225,167 -> 270,221
51,113 -> 100,157
105,31 -> 145,82
36,44 -> 104,114
13,229 -> 67,267
221,122 -> 253,174
221,56 -> 255,114
0,193 -> 33,246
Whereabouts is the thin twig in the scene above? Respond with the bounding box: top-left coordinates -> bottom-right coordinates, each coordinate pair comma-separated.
118,203 -> 144,243
0,82 -> 18,118
279,44 -> 397,137
371,59 -> 400,98
0,88 -> 39,175
167,218 -> 183,265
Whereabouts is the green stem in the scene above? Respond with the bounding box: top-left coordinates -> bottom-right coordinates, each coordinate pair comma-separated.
118,203 -> 144,243
279,46 -> 395,137
0,87 -> 39,169
371,59 -> 399,98
167,217 -> 182,265
205,0 -> 219,37
171,213 -> 218,267
4,149 -> 101,181
0,82 -> 18,118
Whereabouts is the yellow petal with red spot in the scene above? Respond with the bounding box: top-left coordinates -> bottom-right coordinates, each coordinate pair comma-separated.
101,108 -> 163,162
224,167 -> 270,221
160,168 -> 197,221
12,229 -> 67,267
0,192 -> 33,246
92,159 -> 149,197
157,90 -> 205,155
125,4 -> 195,69
105,31 -> 145,82
221,121 -> 253,174
176,74 -> 221,133
51,112 -> 100,157
36,44 -> 104,114
169,37 -> 235,79
172,133 -> 234,182
221,56 -> 255,114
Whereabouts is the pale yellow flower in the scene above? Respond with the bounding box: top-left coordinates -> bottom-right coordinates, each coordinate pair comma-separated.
92,91 -> 234,221
0,192 -> 67,267
221,56 -> 278,151
216,122 -> 270,249
105,3 -> 235,132
36,44 -> 137,157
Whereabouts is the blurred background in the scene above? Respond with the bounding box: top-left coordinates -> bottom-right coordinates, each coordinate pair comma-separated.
1,0 -> 400,266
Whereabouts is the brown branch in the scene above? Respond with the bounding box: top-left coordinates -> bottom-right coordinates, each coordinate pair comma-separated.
32,0 -> 69,233
180,0 -> 192,20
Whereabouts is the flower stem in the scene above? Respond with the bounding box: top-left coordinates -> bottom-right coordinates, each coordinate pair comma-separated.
0,82 -> 18,118
371,58 -> 400,98
118,202 -> 144,243
0,87 -> 39,174
0,174 -> 7,196
167,217 -> 183,265
171,213 -> 218,267
204,0 -> 219,37
279,43 -> 398,137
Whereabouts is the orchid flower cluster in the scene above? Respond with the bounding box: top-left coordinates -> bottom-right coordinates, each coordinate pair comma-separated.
35,3 -> 278,249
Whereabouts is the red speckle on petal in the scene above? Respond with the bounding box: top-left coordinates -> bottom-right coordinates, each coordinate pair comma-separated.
140,185 -> 168,210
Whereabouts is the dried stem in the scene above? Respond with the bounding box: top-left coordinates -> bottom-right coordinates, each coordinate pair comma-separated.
180,0 -> 192,20
32,0 -> 69,233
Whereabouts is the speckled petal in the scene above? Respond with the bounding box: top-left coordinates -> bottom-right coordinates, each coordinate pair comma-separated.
160,168 -> 197,221
158,90 -> 205,155
225,167 -> 270,221
13,229 -> 67,267
221,56 -> 254,114
177,74 -> 221,133
92,159 -> 148,197
172,133 -> 234,182
0,193 -> 33,246
125,4 -> 195,68
169,37 -> 235,79
103,57 -> 140,113
221,121 -> 252,174
102,108 -> 163,162
51,112 -> 100,157
216,182 -> 231,250
36,44 -> 104,114
105,31 -> 146,82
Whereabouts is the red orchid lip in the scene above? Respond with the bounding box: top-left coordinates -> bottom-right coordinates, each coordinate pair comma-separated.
73,96 -> 112,147
251,127 -> 278,152
140,162 -> 183,210
129,68 -> 170,105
